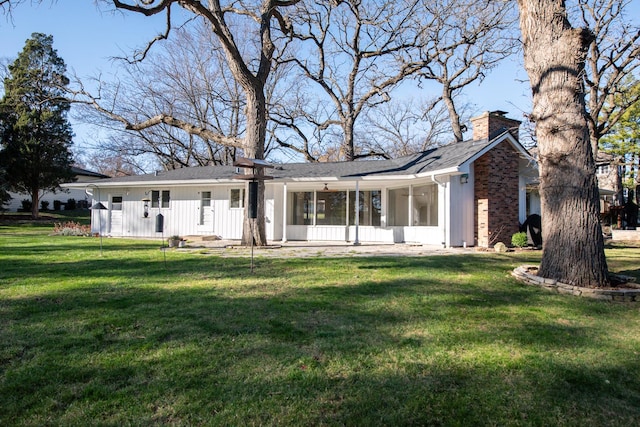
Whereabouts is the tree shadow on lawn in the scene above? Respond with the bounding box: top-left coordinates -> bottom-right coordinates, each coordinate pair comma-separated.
2,261 -> 639,425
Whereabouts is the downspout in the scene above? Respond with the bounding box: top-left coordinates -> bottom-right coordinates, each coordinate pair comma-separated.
354,180 -> 360,245
431,174 -> 448,248
282,182 -> 287,243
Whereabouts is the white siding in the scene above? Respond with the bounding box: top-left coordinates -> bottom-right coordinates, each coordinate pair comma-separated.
91,186 -> 247,239
347,226 -> 395,243
448,169 -> 475,247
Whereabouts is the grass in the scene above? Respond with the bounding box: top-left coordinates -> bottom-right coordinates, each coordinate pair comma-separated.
1,223 -> 639,426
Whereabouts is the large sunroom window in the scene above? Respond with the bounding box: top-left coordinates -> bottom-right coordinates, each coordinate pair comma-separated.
388,185 -> 438,226
348,190 -> 381,226
289,189 -> 380,226
413,184 -> 438,226
290,192 -> 314,225
316,191 -> 347,225
388,188 -> 409,226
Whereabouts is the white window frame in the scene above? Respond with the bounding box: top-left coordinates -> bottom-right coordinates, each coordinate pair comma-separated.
230,188 -> 245,209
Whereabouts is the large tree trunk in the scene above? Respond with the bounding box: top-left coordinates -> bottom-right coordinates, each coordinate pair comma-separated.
31,188 -> 40,219
240,85 -> 268,246
518,0 -> 609,287
343,117 -> 356,162
442,84 -> 464,142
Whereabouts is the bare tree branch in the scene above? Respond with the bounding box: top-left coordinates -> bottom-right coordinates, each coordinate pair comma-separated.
577,0 -> 640,154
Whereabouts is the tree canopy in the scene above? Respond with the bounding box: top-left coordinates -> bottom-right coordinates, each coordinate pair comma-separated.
0,32 -> 75,218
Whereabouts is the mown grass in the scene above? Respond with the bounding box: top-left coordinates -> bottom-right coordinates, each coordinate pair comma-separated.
1,223 -> 639,426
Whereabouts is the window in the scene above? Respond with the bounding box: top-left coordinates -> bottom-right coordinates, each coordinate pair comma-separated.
596,164 -> 610,175
316,191 -> 347,225
230,188 -> 245,208
349,190 -> 381,226
111,196 -> 123,211
413,184 -> 438,226
388,188 -> 409,226
290,192 -> 313,225
151,190 -> 170,208
201,191 -> 211,207
200,191 -> 212,225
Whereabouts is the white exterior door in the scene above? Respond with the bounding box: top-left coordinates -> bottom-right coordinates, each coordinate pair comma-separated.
109,195 -> 123,236
200,191 -> 214,232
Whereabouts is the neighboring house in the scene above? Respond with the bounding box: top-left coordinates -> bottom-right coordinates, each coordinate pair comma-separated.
64,111 -> 539,248
5,167 -> 109,212
594,151 -> 622,214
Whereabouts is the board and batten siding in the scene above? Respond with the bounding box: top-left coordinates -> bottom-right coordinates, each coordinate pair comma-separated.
95,185 -> 252,239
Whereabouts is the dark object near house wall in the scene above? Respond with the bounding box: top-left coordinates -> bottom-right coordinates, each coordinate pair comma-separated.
625,199 -> 638,229
520,214 -> 542,247
155,213 -> 164,233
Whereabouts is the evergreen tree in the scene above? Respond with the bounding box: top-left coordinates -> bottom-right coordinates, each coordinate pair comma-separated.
0,164 -> 11,210
0,32 -> 75,218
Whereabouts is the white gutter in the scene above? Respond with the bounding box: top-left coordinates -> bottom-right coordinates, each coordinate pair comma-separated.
62,178 -> 240,189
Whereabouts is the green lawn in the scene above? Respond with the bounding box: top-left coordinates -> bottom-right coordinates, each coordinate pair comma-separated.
1,223 -> 639,426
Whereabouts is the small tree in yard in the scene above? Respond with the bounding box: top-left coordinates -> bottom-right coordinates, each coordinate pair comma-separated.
0,33 -> 75,219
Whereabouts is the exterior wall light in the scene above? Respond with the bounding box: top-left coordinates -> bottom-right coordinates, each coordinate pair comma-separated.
460,173 -> 469,184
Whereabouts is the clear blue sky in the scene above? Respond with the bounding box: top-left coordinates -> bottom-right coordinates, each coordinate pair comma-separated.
1,2 -> 532,156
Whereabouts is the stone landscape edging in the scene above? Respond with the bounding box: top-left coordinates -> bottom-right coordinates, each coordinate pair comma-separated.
512,265 -> 640,302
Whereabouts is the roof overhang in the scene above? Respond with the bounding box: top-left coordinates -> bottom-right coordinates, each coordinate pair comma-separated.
62,178 -> 239,189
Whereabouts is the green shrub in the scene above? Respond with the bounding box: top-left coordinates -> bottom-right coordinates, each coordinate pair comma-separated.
20,199 -> 32,212
65,198 -> 77,210
511,231 -> 528,248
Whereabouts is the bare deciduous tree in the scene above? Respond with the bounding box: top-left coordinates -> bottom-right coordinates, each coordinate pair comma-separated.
361,97 -> 464,158
518,0 -> 609,287
576,0 -> 640,155
281,0 -> 425,161
412,0 -> 518,142
75,23 -> 245,171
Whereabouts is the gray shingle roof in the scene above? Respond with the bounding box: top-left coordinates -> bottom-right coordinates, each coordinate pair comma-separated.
90,136 -> 508,185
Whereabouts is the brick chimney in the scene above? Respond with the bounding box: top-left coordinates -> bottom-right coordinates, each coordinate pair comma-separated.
471,111 -> 522,247
470,110 -> 521,142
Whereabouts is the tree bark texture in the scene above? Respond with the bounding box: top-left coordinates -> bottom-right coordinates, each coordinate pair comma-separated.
518,0 -> 609,287
442,85 -> 464,142
241,87 -> 268,246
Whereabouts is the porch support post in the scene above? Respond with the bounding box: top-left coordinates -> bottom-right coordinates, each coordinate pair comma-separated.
408,184 -> 414,226
354,180 -> 360,245
282,182 -> 288,243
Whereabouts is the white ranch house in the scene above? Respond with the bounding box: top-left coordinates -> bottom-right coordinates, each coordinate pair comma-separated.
6,167 -> 108,212
64,111 -> 540,248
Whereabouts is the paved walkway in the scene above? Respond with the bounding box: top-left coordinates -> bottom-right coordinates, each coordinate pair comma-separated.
180,239 -> 475,258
